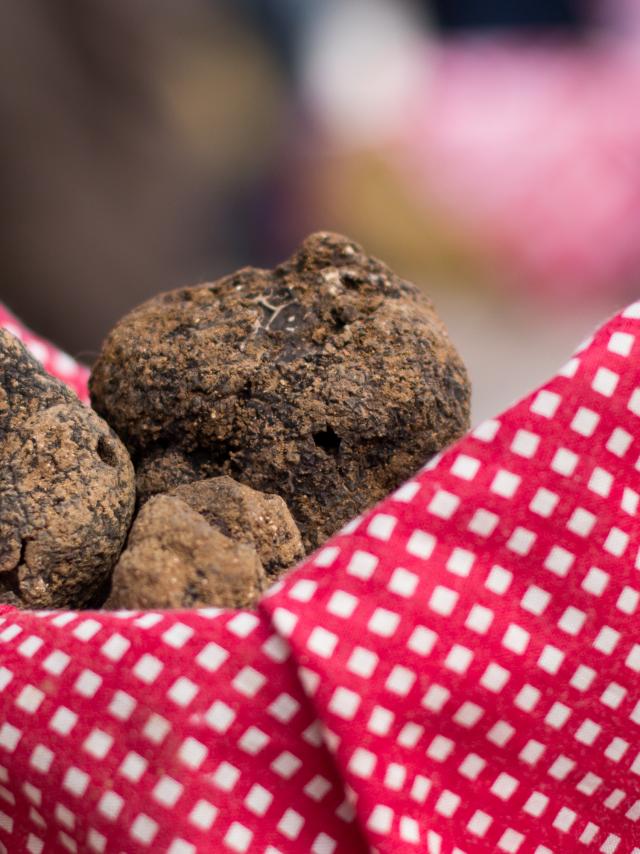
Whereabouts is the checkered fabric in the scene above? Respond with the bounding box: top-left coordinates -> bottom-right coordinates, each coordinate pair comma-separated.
2,302 -> 640,853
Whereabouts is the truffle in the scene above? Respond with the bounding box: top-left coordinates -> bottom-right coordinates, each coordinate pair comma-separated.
91,232 -> 470,549
105,494 -> 266,609
0,330 -> 135,608
168,477 -> 304,577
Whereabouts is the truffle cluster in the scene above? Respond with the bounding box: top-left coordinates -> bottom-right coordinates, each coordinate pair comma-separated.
2,233 -> 470,610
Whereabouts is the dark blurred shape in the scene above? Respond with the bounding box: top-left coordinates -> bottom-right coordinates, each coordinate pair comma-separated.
430,0 -> 586,32
0,0 -> 287,357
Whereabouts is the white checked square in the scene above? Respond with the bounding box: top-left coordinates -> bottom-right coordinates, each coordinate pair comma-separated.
271,751 -> 302,779
100,632 -> 131,663
570,665 -> 596,691
485,565 -> 512,594
49,707 -> 77,736
304,775 -> 332,801
582,566 -> 609,595
407,626 -> 437,656
367,609 -> 400,637
520,740 -> 545,765
607,428 -> 633,457
167,678 -> 198,707
446,548 -> 475,577
42,650 -> 70,677
548,757 -> 575,782
15,685 -> 44,714
98,791 -> 123,821
444,645 -> 473,674
435,790 -> 460,817
617,586 -> 640,614
73,670 -> 102,698
133,655 -> 163,684
328,688 -> 361,720
453,701 -> 484,728
627,390 -> 640,417
524,792 -> 549,817
397,722 -> 423,747
574,719 -> 601,746
502,624 -> 530,655
367,706 -> 394,736
244,785 -> 273,817
480,663 -> 510,692
161,623 -> 193,649
468,509 -> 499,537
622,488 -> 639,515
498,830 -> 525,853
545,702 -> 571,729
393,481 -> 420,502
491,773 -> 519,800
531,390 -> 561,418
347,647 -> 378,678
605,738 -> 629,761
348,748 -> 376,778
344,549 -> 377,580
18,636 -> 43,658
514,684 -> 540,712
367,805 -> 392,834
119,752 -> 147,783
544,546 -> 574,577
559,357 -> 579,377
551,448 -> 579,476
72,619 -> 101,642
465,605 -> 494,634
153,776 -> 183,808
427,735 -> 455,762
388,568 -> 419,597
604,527 -> 629,556
267,693 -> 299,724
422,684 -> 450,713
567,508 -> 596,537
507,527 -> 536,555
473,419 -> 500,441
429,586 -> 458,616
592,367 -> 619,397
571,407 -> 600,437
530,488 -> 559,518
30,745 -> 53,773
588,467 -> 613,497
428,490 -> 460,519
238,727 -> 269,755
385,666 -> 416,696
410,776 -> 431,804
130,815 -> 159,847
538,645 -> 565,674
367,513 -> 397,541
63,767 -> 89,797
405,531 -> 435,560
210,763 -> 240,795
609,331 -> 635,356
288,580 -> 317,603
307,628 -> 338,658
577,773 -> 603,795
196,642 -> 228,673
511,429 -> 540,458
558,606 -> 587,635
178,738 -> 207,770
600,683 -> 627,709
0,723 -> 21,752
189,801 -> 217,831
326,591 -> 358,618
223,822 -> 252,853
593,626 -> 620,654
451,454 -> 481,480
521,585 -> 551,615
83,730 -> 113,760
458,753 -> 486,780
627,645 -> 640,671
468,810 -> 492,836
490,470 -> 521,498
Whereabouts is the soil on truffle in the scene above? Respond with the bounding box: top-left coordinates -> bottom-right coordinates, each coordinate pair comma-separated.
0,329 -> 135,608
105,494 -> 266,610
91,232 -> 471,549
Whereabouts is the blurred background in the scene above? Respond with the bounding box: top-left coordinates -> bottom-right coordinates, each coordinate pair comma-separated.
2,0 -> 639,423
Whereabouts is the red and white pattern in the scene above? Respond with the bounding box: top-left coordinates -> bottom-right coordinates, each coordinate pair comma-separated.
3,302 -> 640,852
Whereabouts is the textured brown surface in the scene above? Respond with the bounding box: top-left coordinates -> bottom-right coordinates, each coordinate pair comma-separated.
106,494 -> 266,609
168,477 -> 304,578
91,232 -> 471,549
0,330 -> 135,608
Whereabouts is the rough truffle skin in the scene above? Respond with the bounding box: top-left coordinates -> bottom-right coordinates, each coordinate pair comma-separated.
0,329 -> 135,609
169,477 -> 304,578
106,494 -> 266,609
91,232 -> 470,549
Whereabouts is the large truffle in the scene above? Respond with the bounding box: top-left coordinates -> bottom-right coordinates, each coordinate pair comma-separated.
106,494 -> 266,609
91,232 -> 470,549
0,330 -> 135,608
168,477 -> 304,577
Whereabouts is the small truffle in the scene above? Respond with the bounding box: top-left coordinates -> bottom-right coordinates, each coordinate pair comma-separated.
0,330 -> 135,608
168,477 -> 304,578
91,232 -> 470,549
106,494 -> 266,609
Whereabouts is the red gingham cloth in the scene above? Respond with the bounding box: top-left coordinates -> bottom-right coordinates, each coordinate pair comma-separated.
2,303 -> 640,853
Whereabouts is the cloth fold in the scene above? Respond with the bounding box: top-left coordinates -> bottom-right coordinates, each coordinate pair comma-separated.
1,302 -> 640,853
